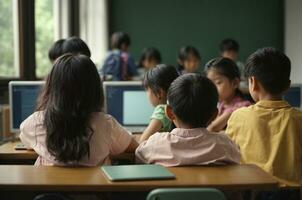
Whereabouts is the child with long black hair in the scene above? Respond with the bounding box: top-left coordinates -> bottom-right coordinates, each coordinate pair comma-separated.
20,54 -> 138,166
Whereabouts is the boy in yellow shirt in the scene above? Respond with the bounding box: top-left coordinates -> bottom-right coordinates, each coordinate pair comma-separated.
226,47 -> 302,186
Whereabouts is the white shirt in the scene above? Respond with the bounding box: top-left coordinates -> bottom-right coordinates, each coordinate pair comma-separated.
136,128 -> 240,167
20,111 -> 132,166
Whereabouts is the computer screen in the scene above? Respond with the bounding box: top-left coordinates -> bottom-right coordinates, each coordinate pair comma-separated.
283,85 -> 302,108
104,82 -> 153,126
9,81 -> 44,132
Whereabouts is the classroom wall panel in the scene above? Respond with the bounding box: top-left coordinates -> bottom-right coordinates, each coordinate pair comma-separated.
109,0 -> 284,69
285,0 -> 302,84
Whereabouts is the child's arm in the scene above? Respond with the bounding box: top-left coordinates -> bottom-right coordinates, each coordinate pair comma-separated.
139,119 -> 162,143
207,112 -> 232,132
124,138 -> 139,153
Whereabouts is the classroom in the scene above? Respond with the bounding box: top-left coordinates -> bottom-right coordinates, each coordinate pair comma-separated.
0,0 -> 301,200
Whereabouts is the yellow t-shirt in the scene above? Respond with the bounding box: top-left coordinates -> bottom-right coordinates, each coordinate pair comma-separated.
226,100 -> 302,184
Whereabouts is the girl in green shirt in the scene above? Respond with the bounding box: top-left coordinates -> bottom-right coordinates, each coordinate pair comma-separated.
139,64 -> 179,142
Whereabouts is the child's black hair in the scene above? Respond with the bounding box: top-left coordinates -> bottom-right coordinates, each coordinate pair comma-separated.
245,47 -> 291,95
138,47 -> 162,68
37,54 -> 103,163
219,38 -> 239,53
177,46 -> 201,71
143,64 -> 179,95
61,37 -> 91,57
48,39 -> 65,62
168,74 -> 218,128
111,32 -> 131,49
205,57 -> 244,98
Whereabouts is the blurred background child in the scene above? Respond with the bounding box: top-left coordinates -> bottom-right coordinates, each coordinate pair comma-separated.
100,32 -> 138,81
177,46 -> 201,74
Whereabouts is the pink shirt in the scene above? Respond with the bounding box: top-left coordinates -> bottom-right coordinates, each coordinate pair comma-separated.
218,96 -> 251,116
135,128 -> 241,167
20,111 -> 132,166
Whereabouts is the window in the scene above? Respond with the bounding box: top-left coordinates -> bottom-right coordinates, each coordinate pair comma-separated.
35,0 -> 55,77
0,0 -> 18,77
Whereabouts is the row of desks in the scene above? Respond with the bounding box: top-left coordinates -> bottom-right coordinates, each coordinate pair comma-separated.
0,164 -> 277,192
0,134 -> 142,164
0,134 -> 299,192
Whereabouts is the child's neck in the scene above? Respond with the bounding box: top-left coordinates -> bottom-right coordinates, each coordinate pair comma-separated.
158,98 -> 167,105
176,122 -> 194,129
222,92 -> 237,105
174,120 -> 199,129
258,93 -> 283,101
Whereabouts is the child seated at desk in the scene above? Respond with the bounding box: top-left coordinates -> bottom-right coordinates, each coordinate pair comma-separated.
20,54 -> 138,166
139,64 -> 179,142
136,74 -> 241,166
48,39 -> 65,63
219,38 -> 245,82
48,37 -> 91,64
226,47 -> 302,185
206,57 -> 251,132
135,47 -> 162,80
138,47 -> 162,70
177,46 -> 201,74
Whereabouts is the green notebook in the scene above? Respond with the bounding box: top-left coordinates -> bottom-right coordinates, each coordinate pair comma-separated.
101,164 -> 175,181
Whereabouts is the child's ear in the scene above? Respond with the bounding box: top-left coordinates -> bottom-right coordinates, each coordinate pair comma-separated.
232,78 -> 240,88
158,89 -> 166,100
165,105 -> 176,121
249,76 -> 259,92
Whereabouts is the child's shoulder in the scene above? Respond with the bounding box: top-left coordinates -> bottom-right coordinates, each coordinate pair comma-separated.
289,107 -> 302,119
233,95 -> 252,106
154,104 -> 166,111
148,131 -> 171,141
91,112 -> 117,125
20,111 -> 45,134
229,105 -> 253,119
152,105 -> 167,117
22,111 -> 44,126
104,50 -> 121,59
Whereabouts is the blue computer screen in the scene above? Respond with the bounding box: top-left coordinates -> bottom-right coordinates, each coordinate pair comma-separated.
105,85 -> 153,126
12,85 -> 42,130
283,86 -> 301,108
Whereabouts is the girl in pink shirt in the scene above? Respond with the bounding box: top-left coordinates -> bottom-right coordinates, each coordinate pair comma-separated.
20,54 -> 138,166
206,57 -> 251,132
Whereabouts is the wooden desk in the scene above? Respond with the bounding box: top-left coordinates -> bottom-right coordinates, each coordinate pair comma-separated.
0,141 -> 38,164
0,134 -> 142,164
0,164 -> 278,192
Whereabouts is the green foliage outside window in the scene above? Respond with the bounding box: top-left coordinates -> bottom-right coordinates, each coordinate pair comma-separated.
0,0 -> 15,77
35,0 -> 54,77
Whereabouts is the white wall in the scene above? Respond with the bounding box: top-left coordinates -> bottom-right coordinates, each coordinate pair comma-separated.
285,0 -> 302,84
79,0 -> 108,66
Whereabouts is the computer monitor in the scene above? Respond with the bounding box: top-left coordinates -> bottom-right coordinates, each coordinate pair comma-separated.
283,84 -> 302,108
103,81 -> 154,130
9,81 -> 44,133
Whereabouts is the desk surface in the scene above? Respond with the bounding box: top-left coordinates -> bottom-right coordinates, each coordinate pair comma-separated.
0,141 -> 38,160
0,134 -> 142,161
0,164 -> 278,191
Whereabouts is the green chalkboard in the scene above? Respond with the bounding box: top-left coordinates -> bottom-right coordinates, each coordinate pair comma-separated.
109,0 -> 284,69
